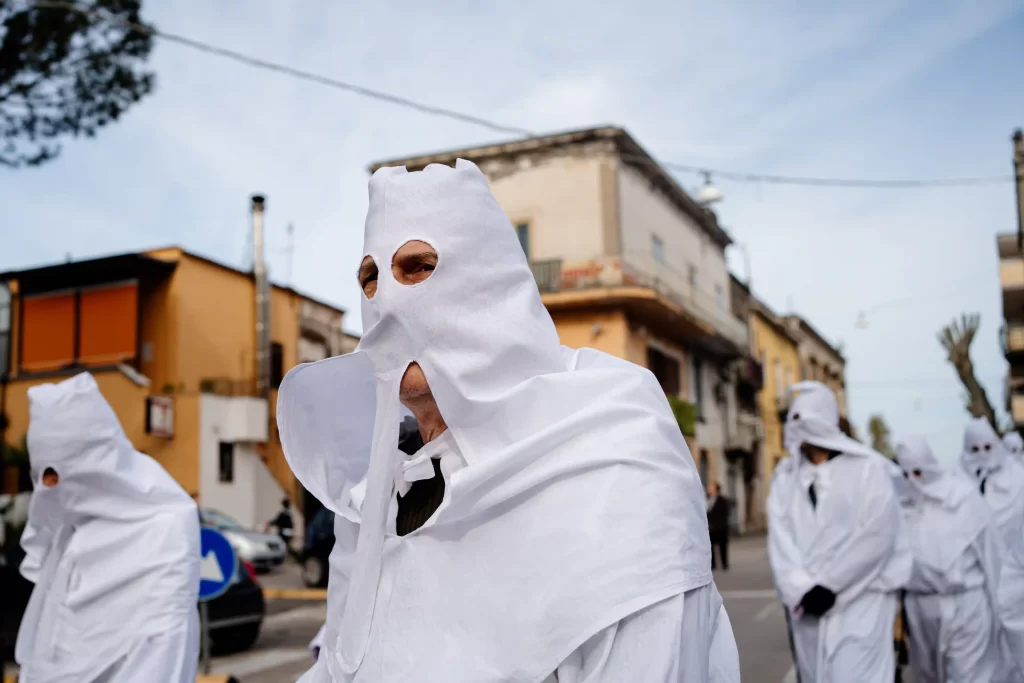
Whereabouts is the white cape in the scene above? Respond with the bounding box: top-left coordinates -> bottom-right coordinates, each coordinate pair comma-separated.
768,382 -> 911,682
15,373 -> 200,683
279,160 -> 720,682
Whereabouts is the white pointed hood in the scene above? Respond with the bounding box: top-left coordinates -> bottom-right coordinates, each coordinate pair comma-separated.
783,381 -> 880,462
896,435 -> 987,574
960,416 -> 1024,543
1003,430 -> 1024,456
16,372 -> 200,681
278,160 -> 711,681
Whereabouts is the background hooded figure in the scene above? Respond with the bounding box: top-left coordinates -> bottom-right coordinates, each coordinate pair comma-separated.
277,160 -> 739,682
15,373 -> 200,683
767,381 -> 911,683
960,417 -> 1024,548
895,435 -> 1002,683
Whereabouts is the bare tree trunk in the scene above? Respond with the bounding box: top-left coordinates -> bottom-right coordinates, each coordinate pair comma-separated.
938,313 -> 998,431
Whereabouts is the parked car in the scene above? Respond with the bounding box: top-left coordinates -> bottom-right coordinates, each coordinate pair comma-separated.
301,507 -> 335,588
200,508 -> 286,573
0,511 -> 266,662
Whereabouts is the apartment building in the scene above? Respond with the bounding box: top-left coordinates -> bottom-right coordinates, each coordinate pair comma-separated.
999,129 -> 1024,428
0,247 -> 347,530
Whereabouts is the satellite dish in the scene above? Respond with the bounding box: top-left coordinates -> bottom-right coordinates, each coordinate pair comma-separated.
696,172 -> 723,206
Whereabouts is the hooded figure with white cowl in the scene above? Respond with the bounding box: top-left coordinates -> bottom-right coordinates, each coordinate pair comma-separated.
894,435 -> 1003,683
15,373 -> 201,682
279,160 -> 740,682
768,381 -> 911,683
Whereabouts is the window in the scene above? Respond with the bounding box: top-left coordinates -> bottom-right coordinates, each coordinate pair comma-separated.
715,284 -> 725,312
270,342 -> 284,389
688,264 -> 699,291
784,366 -> 793,392
698,449 -> 710,487
19,282 -> 139,373
515,223 -> 530,257
774,359 -> 783,398
218,442 -> 234,483
690,357 -> 705,419
647,346 -> 681,396
652,235 -> 665,264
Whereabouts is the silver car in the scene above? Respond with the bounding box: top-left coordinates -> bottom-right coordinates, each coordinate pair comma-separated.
200,508 -> 286,573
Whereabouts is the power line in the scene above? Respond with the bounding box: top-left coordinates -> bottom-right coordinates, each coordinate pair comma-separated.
27,0 -> 1017,190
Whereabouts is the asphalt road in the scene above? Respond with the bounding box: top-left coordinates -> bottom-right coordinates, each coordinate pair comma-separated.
216,534 -> 795,683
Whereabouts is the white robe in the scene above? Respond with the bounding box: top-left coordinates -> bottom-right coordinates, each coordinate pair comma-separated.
15,373 -> 200,683
281,160 -> 737,682
895,435 -> 1003,683
768,381 -> 911,683
999,538 -> 1024,677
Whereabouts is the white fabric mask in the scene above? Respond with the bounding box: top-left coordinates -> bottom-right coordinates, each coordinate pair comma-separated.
783,381 -> 880,463
960,417 -> 1007,481
278,160 -> 711,681
895,436 -> 957,504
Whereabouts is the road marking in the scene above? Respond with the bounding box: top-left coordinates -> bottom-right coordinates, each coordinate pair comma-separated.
263,603 -> 327,628
212,647 -> 311,677
755,601 -> 779,621
263,587 -> 328,600
720,589 -> 778,599
781,665 -> 797,683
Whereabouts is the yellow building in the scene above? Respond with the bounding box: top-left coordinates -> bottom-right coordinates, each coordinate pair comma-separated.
0,247 -> 348,529
751,301 -> 802,478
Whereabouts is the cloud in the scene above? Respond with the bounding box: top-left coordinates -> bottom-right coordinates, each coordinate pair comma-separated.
2,0 -> 1022,452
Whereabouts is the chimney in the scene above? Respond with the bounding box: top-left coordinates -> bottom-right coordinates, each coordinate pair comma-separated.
252,195 -> 271,398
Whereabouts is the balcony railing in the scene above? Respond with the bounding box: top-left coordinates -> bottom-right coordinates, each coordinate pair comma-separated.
529,254 -> 749,350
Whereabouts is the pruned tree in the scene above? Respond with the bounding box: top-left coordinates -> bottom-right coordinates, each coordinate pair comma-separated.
0,0 -> 155,167
939,313 -> 998,431
867,414 -> 895,459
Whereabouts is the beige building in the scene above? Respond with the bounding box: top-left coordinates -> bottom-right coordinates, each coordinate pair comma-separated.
999,129 -> 1024,427
371,126 -> 763,531
782,315 -> 848,418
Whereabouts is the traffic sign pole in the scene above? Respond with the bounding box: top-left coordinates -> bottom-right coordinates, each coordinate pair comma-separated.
197,527 -> 238,676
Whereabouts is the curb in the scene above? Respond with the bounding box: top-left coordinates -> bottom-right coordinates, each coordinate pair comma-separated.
263,587 -> 327,600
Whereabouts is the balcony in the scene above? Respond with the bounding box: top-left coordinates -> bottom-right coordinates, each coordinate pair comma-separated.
529,254 -> 749,351
1002,324 -> 1024,360
1012,392 -> 1024,427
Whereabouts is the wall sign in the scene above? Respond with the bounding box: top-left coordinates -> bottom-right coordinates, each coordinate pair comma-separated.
146,395 -> 174,438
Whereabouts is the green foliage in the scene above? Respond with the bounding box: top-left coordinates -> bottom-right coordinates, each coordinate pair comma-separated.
667,395 -> 697,438
867,414 -> 895,459
0,0 -> 156,167
1,434 -> 29,467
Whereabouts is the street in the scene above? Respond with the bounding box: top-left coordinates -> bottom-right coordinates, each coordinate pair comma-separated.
214,535 -> 795,683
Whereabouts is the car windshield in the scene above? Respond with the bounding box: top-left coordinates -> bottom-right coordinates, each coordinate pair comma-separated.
201,508 -> 246,531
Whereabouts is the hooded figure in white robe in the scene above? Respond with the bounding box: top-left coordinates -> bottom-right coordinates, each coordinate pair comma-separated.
278,160 -> 739,682
998,534 -> 1024,676
15,373 -> 200,683
768,381 -> 911,683
895,435 -> 1002,683
960,418 -> 1024,548
1003,431 -> 1024,457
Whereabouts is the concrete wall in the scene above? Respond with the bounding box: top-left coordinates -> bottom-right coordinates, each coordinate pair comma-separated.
198,394 -> 286,530
616,165 -> 733,323
487,155 -> 611,262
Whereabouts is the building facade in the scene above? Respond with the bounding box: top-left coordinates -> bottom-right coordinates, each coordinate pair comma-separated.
782,315 -> 848,418
370,126 -> 763,532
0,247 -> 347,531
1000,129 -> 1024,427
751,302 -> 802,491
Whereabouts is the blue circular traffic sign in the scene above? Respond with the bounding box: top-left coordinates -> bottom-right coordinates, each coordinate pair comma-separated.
198,527 -> 237,602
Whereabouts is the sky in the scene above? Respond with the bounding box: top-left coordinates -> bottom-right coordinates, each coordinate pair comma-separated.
2,1 -> 1023,465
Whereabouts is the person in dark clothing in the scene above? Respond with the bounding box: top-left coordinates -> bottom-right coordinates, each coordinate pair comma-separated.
706,482 -> 731,571
267,498 -> 295,552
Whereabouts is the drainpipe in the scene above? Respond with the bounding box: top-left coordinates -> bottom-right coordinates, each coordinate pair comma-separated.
252,196 -> 271,399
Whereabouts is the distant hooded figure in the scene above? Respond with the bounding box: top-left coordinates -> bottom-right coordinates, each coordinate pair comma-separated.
1003,430 -> 1024,457
895,435 -> 1002,683
279,160 -> 739,682
16,373 -> 200,682
999,536 -> 1024,676
960,418 -> 1024,546
767,381 -> 911,683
